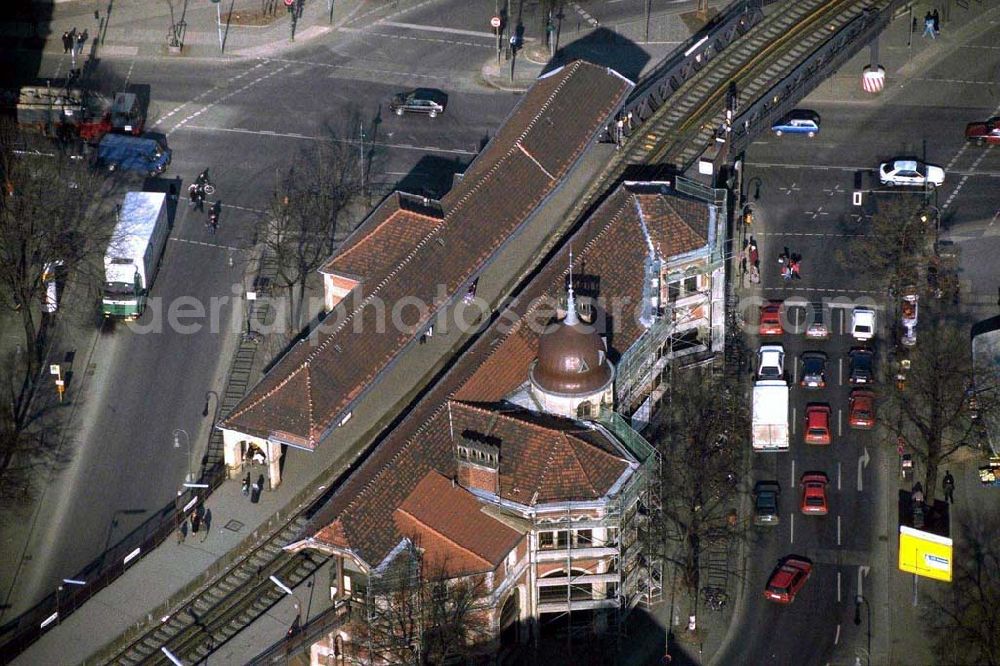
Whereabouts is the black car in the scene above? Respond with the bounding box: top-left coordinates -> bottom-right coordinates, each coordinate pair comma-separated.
389,88 -> 447,118
753,481 -> 781,526
799,352 -> 827,388
849,348 -> 875,385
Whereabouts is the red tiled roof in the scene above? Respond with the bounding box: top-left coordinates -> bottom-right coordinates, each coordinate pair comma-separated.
393,470 -> 523,577
453,182 -> 711,403
222,61 -> 633,447
449,402 -> 629,505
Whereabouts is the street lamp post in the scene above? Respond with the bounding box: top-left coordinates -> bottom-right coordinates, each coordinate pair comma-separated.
854,595 -> 871,666
173,428 -> 193,483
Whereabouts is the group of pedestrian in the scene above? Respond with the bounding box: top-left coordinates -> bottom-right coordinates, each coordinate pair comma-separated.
176,504 -> 212,544
242,472 -> 265,504
742,237 -> 760,284
188,182 -> 207,212
922,9 -> 941,39
61,28 -> 88,56
778,247 -> 802,281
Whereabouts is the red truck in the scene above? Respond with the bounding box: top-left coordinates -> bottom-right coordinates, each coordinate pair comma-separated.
2,85 -> 144,143
965,116 -> 1000,146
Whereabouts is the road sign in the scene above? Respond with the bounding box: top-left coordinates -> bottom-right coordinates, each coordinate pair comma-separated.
491,16 -> 501,29
284,0 -> 295,6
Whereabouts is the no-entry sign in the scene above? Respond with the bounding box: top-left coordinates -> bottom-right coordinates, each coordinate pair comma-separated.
490,16 -> 501,29
284,0 -> 295,6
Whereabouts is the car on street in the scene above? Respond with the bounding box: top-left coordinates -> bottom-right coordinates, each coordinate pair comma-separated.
757,344 -> 785,381
851,307 -> 876,341
799,352 -> 827,388
849,348 -> 875,385
879,158 -> 945,187
804,404 -> 832,445
763,556 -> 812,604
759,302 -> 783,336
965,117 -> 1000,146
389,88 -> 447,118
800,473 -> 829,515
771,110 -> 820,137
849,389 -> 876,429
753,481 -> 781,526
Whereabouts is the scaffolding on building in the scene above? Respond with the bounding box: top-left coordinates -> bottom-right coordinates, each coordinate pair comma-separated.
362,542 -> 424,666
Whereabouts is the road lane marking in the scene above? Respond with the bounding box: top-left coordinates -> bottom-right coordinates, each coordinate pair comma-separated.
858,447 -> 870,492
170,237 -> 242,252
857,565 -> 870,598
791,406 -> 797,435
792,355 -> 799,384
837,462 -> 842,491
338,26 -> 493,49
378,21 -> 497,39
570,2 -> 600,27
837,515 -> 841,546
838,358 -> 843,384
838,408 -> 842,437
183,125 -> 477,156
834,623 -> 841,644
791,459 -> 796,488
262,56 -> 451,81
762,287 -> 881,295
790,513 -> 794,544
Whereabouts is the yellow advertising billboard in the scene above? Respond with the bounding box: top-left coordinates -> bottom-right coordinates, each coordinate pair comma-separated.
898,525 -> 953,582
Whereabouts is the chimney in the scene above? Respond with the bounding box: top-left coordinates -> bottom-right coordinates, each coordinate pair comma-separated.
455,430 -> 500,495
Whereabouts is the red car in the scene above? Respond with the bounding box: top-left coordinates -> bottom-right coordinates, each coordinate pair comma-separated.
800,473 -> 829,515
759,302 -> 783,336
804,404 -> 832,445
966,117 -> 1000,146
763,557 -> 813,604
849,389 -> 876,429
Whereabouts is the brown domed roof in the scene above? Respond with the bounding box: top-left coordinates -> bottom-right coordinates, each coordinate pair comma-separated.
530,293 -> 613,396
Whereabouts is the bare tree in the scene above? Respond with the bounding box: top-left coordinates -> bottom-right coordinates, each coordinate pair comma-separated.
648,365 -> 748,616
883,313 -> 996,504
258,137 -> 364,332
837,197 -> 933,295
348,545 -> 492,665
0,120 -> 110,425
923,516 -> 1000,666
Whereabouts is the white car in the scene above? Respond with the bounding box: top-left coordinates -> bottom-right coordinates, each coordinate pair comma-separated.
757,344 -> 785,381
851,308 -> 876,341
879,159 -> 945,187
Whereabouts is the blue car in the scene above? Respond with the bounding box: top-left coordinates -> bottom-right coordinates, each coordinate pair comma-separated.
95,134 -> 171,176
771,110 -> 820,137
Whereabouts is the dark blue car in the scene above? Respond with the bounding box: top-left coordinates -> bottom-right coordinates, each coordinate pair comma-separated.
95,134 -> 171,176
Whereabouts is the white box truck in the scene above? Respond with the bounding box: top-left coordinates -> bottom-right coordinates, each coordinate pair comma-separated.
752,379 -> 789,452
102,191 -> 169,320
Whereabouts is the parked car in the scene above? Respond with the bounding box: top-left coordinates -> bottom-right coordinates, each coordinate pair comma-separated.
804,404 -> 832,445
805,316 -> 829,340
849,348 -> 875,385
800,473 -> 829,515
851,307 -> 876,341
763,557 -> 812,604
879,158 -> 945,187
759,302 -> 783,336
771,110 -> 820,137
757,344 -> 785,381
965,117 -> 1000,146
849,389 -> 876,429
901,290 -> 918,347
753,481 -> 781,526
390,88 -> 447,118
800,352 -> 827,388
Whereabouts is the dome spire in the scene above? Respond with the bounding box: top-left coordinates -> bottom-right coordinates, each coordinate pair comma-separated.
565,248 -> 579,326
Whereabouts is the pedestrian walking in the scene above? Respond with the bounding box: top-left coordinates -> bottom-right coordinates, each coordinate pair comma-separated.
201,508 -> 212,542
191,507 -> 202,533
923,13 -> 935,38
242,472 -> 251,496
177,519 -> 188,544
76,29 -> 87,55
943,470 -> 955,503
62,31 -> 72,53
932,9 -> 940,34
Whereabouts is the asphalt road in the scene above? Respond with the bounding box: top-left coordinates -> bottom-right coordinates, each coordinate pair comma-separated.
716,16 -> 1000,666
1,3 -> 521,619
